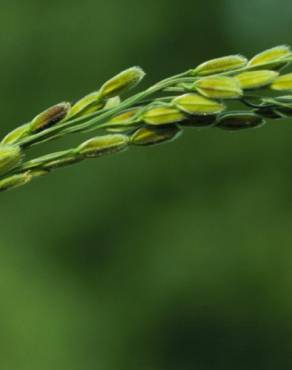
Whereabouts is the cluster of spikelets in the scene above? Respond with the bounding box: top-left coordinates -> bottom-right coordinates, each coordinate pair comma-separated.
1,45 -> 292,192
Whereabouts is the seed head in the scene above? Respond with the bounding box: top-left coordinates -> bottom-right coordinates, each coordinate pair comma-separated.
77,134 -> 129,158
142,106 -> 186,125
193,55 -> 247,76
173,93 -> 225,115
130,125 -> 182,146
271,73 -> 292,91
217,112 -> 265,130
0,144 -> 22,175
99,67 -> 146,99
30,102 -> 71,133
236,70 -> 279,90
0,172 -> 32,192
194,76 -> 243,99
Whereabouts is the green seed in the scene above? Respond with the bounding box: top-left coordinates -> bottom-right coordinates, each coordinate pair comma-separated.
108,108 -> 141,126
0,144 -> 22,176
217,112 -> 265,130
248,45 -> 292,69
130,125 -> 182,146
193,55 -> 247,76
99,67 -> 146,98
1,124 -> 30,145
271,73 -> 292,91
173,93 -> 225,115
236,70 -> 279,90
68,92 -> 103,119
142,106 -> 186,125
194,76 -> 243,99
0,172 -> 32,192
77,134 -> 129,158
30,102 -> 71,132
105,108 -> 142,132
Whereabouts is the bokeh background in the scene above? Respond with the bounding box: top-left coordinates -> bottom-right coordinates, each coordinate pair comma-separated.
1,1 -> 292,369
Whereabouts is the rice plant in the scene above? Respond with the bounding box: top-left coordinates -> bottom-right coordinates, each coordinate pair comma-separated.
1,45 -> 292,192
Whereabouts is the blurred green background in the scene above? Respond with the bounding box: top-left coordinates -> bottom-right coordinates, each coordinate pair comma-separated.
1,1 -> 292,369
